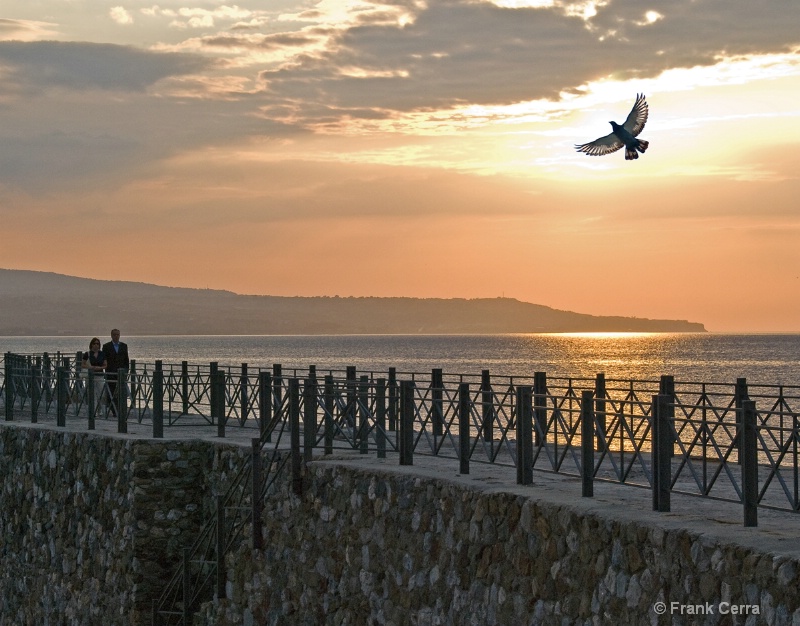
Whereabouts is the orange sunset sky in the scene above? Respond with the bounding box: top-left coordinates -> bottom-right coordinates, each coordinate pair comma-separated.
1,1 -> 799,332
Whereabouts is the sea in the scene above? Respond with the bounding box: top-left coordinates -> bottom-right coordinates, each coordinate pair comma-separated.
2,333 -> 799,387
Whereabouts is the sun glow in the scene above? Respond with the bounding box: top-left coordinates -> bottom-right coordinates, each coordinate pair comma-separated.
556,332 -> 658,339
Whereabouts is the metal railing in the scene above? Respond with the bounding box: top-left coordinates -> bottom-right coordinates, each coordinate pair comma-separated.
3,352 -> 799,624
3,353 -> 799,511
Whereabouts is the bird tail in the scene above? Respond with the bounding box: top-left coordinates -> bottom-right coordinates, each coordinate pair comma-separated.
626,139 -> 649,160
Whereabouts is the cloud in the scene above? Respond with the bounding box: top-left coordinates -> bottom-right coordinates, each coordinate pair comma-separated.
0,41 -> 211,93
252,0 -> 800,122
2,0 -> 799,199
109,6 -> 135,25
144,5 -> 262,29
0,18 -> 59,41
178,6 -> 254,22
0,42 -> 296,193
0,89 -> 299,193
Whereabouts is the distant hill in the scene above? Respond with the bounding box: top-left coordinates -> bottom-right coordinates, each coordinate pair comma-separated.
0,269 -> 706,335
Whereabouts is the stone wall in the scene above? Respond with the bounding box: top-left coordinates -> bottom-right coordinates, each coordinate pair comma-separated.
203,459 -> 800,626
0,423 -> 249,626
2,422 -> 799,625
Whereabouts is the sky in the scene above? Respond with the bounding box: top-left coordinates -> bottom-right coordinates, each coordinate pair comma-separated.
1,0 -> 799,333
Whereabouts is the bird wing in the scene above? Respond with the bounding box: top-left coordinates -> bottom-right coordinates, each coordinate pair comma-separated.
622,93 -> 648,137
574,132 -> 623,156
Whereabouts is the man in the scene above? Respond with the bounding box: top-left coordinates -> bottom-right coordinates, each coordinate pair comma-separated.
103,329 -> 130,415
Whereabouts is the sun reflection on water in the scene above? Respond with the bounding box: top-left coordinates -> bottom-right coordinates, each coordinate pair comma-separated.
555,332 -> 656,339
2,333 -> 799,385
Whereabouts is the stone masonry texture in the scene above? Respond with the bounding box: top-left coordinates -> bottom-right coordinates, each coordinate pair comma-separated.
0,423 -> 248,626
1,422 -> 799,625
202,459 -> 800,626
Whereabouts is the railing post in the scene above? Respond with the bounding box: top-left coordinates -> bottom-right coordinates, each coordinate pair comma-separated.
43,353 -> 52,404
660,375 -> 675,457
459,383 -> 470,475
209,362 -> 218,425
595,373 -> 606,453
735,377 -> 749,464
303,378 -> 317,461
240,363 -> 249,422
652,393 -> 660,510
30,363 -> 40,424
359,375 -> 369,454
117,368 -> 128,433
399,381 -> 415,466
431,368 -> 443,441
74,351 -> 83,417
259,371 -> 272,441
56,364 -> 67,427
251,438 -> 263,550
581,390 -> 594,497
216,495 -> 226,601
5,353 -> 14,421
272,364 -> 283,436
324,375 -> 334,455
153,361 -> 164,439
129,359 -> 138,416
87,369 -> 95,430
652,394 -> 671,512
213,370 -> 226,438
516,386 -> 533,485
346,366 -> 357,431
778,385 -> 786,451
742,399 -> 758,527
181,360 -> 189,415
388,368 -> 397,431
481,370 -> 493,443
376,378 -> 387,459
290,378 -> 302,495
533,372 -> 548,447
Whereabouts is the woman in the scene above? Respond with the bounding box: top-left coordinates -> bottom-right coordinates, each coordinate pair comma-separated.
82,338 -> 108,410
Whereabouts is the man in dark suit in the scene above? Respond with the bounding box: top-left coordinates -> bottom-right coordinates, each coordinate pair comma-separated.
103,328 -> 130,415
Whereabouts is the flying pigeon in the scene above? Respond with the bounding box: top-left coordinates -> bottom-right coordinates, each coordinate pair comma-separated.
575,94 -> 650,160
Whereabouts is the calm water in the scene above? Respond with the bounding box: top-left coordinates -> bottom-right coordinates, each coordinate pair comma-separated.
2,334 -> 799,386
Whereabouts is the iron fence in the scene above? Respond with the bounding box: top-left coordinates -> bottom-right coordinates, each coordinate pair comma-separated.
3,353 -> 800,509
2,351 -> 799,624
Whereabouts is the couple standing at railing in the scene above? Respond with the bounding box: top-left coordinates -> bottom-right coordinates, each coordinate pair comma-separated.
81,328 -> 129,415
